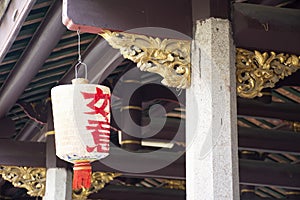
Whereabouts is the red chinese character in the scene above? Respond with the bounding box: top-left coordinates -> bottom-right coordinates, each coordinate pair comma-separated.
86,144 -> 109,153
81,87 -> 110,122
81,88 -> 111,152
86,120 -> 110,146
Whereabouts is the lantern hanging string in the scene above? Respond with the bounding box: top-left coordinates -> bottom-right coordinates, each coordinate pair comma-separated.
75,29 -> 88,79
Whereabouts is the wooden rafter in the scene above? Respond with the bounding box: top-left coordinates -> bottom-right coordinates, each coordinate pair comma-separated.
0,0 -> 36,63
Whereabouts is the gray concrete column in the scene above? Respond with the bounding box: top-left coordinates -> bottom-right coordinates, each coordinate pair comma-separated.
186,18 -> 239,200
43,168 -> 72,200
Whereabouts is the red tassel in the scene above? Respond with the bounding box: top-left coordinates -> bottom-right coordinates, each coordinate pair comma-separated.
73,161 -> 92,190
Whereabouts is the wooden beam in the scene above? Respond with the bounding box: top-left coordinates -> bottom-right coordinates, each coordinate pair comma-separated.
89,185 -> 185,200
0,0 -> 36,63
233,3 -> 300,54
142,117 -> 185,142
0,117 -> 15,138
14,121 -> 42,141
241,195 -> 300,200
237,98 -> 300,121
140,118 -> 300,155
3,124 -> 300,168
141,83 -> 185,104
1,140 -> 300,189
144,123 -> 300,155
0,139 -> 45,167
238,127 -> 300,155
92,148 -> 185,180
63,0 -> 230,37
62,0 -> 192,38
0,138 -> 185,179
240,159 -> 300,190
191,0 -> 230,22
62,0 -> 300,55
0,0 -> 11,21
0,0 -> 66,118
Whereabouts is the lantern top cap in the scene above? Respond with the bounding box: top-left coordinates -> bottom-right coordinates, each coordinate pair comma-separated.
72,78 -> 89,84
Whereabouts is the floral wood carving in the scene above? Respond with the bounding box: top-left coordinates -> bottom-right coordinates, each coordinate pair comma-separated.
160,179 -> 186,190
236,48 -> 300,98
292,121 -> 300,132
73,172 -> 121,199
100,30 -> 191,89
0,166 -> 46,197
0,166 -> 120,199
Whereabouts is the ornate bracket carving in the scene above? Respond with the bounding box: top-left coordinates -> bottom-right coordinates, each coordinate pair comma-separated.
292,121 -> 300,132
236,48 -> 300,98
0,166 -> 46,197
0,165 -> 120,199
160,179 -> 186,190
73,172 -> 121,200
99,30 -> 191,88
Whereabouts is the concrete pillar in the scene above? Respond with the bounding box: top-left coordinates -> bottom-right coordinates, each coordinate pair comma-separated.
43,168 -> 72,200
186,18 -> 239,200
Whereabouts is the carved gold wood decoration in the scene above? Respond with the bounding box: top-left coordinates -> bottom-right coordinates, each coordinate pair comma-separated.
99,30 -> 191,88
292,121 -> 300,132
0,166 -> 46,197
236,48 -> 300,98
0,166 -> 120,199
159,179 -> 186,190
73,172 -> 121,200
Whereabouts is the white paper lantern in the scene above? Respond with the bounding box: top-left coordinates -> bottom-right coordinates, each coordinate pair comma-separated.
51,78 -> 111,190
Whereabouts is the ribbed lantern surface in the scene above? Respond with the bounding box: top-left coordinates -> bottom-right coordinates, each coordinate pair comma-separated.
51,78 -> 111,190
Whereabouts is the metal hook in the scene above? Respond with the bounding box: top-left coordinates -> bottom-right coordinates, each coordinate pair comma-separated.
74,29 -> 88,79
77,29 -> 82,62
262,23 -> 269,32
75,62 -> 88,79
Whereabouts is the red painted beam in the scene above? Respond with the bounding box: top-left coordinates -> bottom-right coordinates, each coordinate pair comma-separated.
62,0 -> 192,38
62,0 -> 300,54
